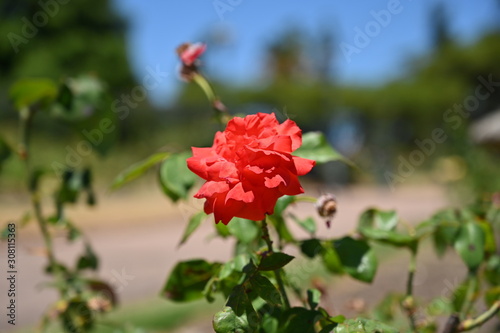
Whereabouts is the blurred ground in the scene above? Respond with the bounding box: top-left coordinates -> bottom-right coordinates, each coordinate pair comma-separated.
0,184 -> 498,332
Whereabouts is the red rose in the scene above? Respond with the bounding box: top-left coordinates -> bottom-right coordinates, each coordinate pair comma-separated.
179,42 -> 206,66
187,113 -> 315,224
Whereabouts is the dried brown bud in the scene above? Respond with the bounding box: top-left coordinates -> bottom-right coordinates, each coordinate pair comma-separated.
315,194 -> 337,228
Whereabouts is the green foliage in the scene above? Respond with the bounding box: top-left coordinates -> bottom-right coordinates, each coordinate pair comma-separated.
213,306 -> 252,333
162,260 -> 222,302
294,132 -> 347,164
258,253 -> 294,271
9,78 -> 58,110
333,237 -> 378,283
111,152 -> 170,190
358,209 -> 417,248
179,211 -> 207,246
159,152 -> 198,202
454,221 -> 485,270
333,318 -> 399,333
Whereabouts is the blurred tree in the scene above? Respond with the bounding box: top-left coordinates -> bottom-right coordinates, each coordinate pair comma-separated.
0,0 -> 134,90
0,0 -> 136,122
429,1 -> 452,51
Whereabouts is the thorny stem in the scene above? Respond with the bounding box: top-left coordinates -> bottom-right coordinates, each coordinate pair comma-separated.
20,107 -> 66,294
402,245 -> 418,332
261,218 -> 291,310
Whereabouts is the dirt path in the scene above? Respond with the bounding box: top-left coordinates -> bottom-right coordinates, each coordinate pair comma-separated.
2,184 -> 495,332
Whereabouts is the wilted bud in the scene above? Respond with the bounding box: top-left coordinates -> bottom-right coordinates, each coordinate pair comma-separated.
315,194 -> 337,228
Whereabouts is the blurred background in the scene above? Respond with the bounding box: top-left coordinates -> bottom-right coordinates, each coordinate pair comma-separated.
1,0 -> 500,332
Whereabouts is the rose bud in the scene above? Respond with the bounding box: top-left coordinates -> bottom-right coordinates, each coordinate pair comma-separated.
177,42 -> 206,66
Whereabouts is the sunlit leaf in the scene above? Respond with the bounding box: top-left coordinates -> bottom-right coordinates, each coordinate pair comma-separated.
307,289 -> 321,310
179,211 -> 207,246
213,306 -> 252,333
294,132 -> 350,165
159,152 -> 197,202
111,152 -> 169,190
9,78 -> 58,110
454,221 -> 485,270
333,317 -> 399,332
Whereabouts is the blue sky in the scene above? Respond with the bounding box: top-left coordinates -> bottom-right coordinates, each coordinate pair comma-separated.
112,0 -> 499,106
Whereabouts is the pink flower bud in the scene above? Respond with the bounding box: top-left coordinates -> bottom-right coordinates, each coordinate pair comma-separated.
179,42 -> 206,66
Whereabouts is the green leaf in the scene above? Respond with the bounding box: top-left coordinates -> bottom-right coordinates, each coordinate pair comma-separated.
213,306 -> 252,333
294,132 -> 350,165
329,315 -> 346,324
426,297 -> 452,316
0,136 -> 12,174
292,216 -> 316,235
228,218 -> 260,244
226,285 -> 255,318
485,286 -> 500,307
76,243 -> 98,271
162,260 -> 220,302
485,255 -> 500,286
433,224 -> 460,257
280,307 -> 322,333
358,209 -> 416,248
111,152 -> 169,190
333,318 -> 399,333
179,211 -> 207,246
321,243 -> 344,274
452,277 -> 479,312
307,289 -> 321,310
258,252 -> 294,271
274,195 -> 297,215
454,221 -> 485,270
159,152 -> 198,202
9,78 -> 58,110
55,82 -> 73,111
215,221 -> 231,238
478,220 -> 496,255
300,239 -> 323,258
219,261 -> 236,280
334,237 -> 378,283
261,313 -> 279,333
249,274 -> 282,306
